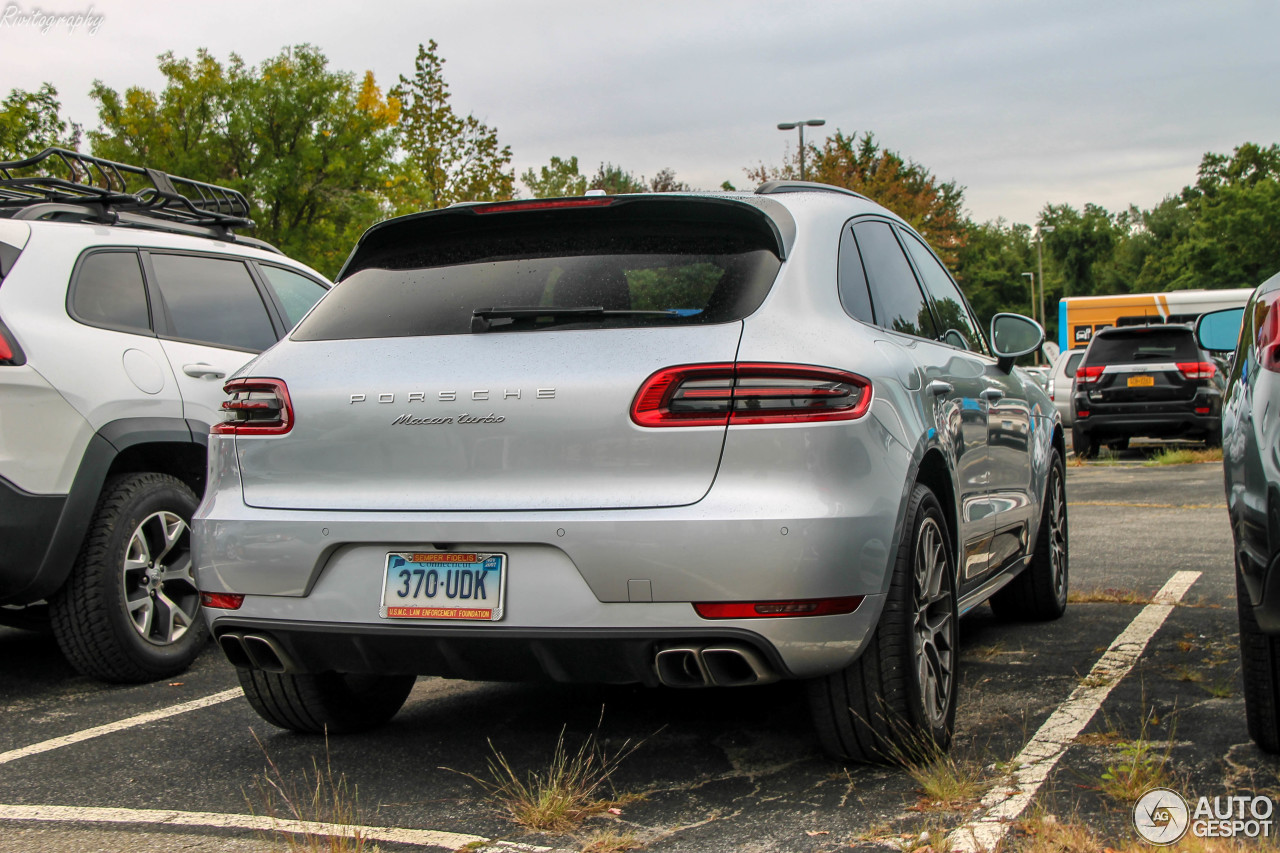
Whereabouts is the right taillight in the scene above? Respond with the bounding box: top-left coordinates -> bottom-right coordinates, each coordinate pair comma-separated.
631,363 -> 872,427
0,316 -> 25,366
1176,361 -> 1216,380
213,378 -> 293,436
1076,365 -> 1105,385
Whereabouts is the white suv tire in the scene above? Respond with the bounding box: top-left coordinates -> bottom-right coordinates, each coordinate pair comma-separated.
49,473 -> 206,682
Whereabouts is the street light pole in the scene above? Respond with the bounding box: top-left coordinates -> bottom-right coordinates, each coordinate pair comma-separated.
1022,272 -> 1035,321
777,119 -> 826,181
1037,225 -> 1055,332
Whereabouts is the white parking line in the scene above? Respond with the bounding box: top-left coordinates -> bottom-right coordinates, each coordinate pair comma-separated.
0,803 -> 550,851
0,688 -> 241,765
948,570 -> 1201,852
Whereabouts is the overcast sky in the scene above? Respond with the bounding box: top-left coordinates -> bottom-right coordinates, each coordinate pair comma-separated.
3,0 -> 1277,224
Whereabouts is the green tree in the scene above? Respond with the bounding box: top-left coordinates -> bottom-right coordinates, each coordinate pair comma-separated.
953,219 -> 1036,329
90,45 -> 400,277
748,130 -> 966,267
1039,203 -> 1121,298
1154,143 -> 1280,290
521,155 -> 587,198
0,83 -> 81,160
389,41 -> 514,211
588,162 -> 648,194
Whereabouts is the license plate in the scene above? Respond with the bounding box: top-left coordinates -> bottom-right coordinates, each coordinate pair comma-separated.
380,552 -> 506,621
1127,375 -> 1155,387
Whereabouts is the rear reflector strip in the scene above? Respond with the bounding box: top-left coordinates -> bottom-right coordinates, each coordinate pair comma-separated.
632,363 -> 872,427
200,592 -> 245,610
694,596 -> 864,619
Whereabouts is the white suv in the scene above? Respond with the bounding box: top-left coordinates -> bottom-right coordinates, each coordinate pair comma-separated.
0,149 -> 329,682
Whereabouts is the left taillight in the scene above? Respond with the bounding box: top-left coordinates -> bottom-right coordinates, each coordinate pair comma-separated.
213,378 -> 293,436
631,363 -> 872,427
1176,361 -> 1216,380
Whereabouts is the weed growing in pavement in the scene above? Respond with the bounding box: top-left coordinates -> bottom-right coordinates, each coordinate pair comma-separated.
1170,664 -> 1205,683
1068,587 -> 1153,605
248,730 -> 371,853
1097,707 -> 1176,804
1202,679 -> 1235,698
891,738 -> 988,811
578,827 -> 642,852
1144,446 -> 1224,466
451,713 -> 647,833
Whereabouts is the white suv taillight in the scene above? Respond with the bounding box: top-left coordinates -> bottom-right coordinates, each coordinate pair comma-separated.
631,363 -> 872,427
213,378 -> 294,436
0,316 -> 24,366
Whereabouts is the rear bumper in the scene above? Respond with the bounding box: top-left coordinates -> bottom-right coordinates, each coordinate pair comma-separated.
0,476 -> 64,603
1072,399 -> 1220,441
205,606 -> 884,683
194,426 -> 909,679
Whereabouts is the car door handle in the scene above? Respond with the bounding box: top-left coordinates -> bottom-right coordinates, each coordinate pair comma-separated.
926,380 -> 953,396
980,388 -> 1005,402
183,363 -> 226,380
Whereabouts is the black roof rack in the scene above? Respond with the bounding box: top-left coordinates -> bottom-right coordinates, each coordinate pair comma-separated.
0,148 -> 256,238
755,180 -> 870,201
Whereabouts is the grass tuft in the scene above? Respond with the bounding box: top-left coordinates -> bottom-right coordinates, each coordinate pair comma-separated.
1143,446 -> 1223,466
1096,709 -> 1175,803
1068,587 -> 1152,605
249,730 -> 371,853
454,718 -> 646,833
896,742 -> 987,811
578,827 -> 642,852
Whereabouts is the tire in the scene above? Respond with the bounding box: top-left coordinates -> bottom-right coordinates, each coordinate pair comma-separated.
49,473 -> 207,683
990,450 -> 1069,621
1237,566 -> 1280,753
1206,428 -> 1223,449
808,484 -> 958,763
1072,426 -> 1097,459
238,668 -> 417,734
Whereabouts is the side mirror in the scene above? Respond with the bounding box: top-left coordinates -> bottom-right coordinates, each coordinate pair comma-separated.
1196,306 -> 1245,353
990,313 -> 1045,372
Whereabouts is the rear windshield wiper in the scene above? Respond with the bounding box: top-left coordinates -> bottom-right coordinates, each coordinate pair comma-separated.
471,305 -> 682,332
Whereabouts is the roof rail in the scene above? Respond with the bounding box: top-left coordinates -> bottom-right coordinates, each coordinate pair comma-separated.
0,148 -> 256,238
755,180 -> 870,201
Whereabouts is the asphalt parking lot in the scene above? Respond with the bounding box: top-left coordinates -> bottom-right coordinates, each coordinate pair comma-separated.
1,459 -> 1275,852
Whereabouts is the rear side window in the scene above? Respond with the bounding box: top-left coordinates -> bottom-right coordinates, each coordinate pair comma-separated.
71,251 -> 151,332
295,214 -> 781,341
852,221 -> 937,340
837,224 -> 874,324
1063,351 -> 1083,377
259,265 -> 328,327
149,254 -> 277,351
1083,329 -> 1201,364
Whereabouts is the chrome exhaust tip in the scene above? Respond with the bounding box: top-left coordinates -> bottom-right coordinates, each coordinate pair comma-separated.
654,646 -> 710,687
701,645 -> 778,687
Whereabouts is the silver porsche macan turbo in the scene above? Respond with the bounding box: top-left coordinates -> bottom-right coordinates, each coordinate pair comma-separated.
193,182 -> 1068,762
